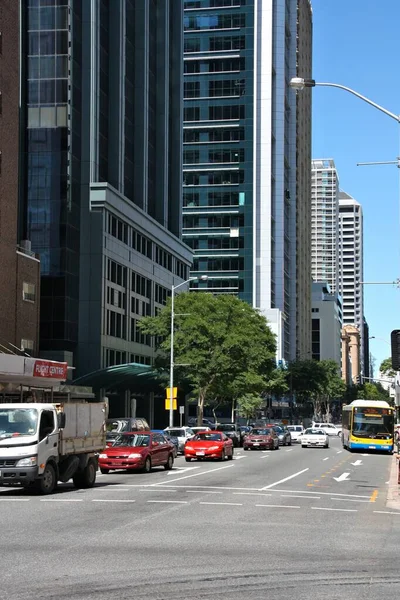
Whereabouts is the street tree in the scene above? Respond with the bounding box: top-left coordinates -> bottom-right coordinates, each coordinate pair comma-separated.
138,293 -> 276,424
380,357 -> 396,379
237,393 -> 264,424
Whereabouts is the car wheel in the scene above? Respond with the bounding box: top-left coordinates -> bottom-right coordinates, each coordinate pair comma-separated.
244,447 -> 249,451
276,442 -> 279,450
220,449 -> 226,461
324,443 -> 329,448
100,468 -> 109,475
143,457 -> 152,473
288,439 -> 292,446
228,448 -> 234,460
164,454 -> 174,470
185,457 -> 192,462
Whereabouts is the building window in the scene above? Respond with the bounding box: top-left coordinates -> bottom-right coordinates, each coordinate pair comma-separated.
23,282 -> 36,303
21,339 -> 34,354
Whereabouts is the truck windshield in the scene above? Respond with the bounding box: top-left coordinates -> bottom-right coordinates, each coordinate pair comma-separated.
0,408 -> 38,438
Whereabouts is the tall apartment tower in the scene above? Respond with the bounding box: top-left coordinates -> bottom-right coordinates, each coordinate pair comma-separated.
311,159 -> 340,293
183,0 -> 313,361
338,191 -> 364,371
0,1 -> 40,357
20,0 -> 191,376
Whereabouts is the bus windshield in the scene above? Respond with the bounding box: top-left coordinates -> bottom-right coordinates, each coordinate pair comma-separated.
352,408 -> 394,439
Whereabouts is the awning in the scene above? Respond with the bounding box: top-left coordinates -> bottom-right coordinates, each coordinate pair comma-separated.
72,363 -> 165,393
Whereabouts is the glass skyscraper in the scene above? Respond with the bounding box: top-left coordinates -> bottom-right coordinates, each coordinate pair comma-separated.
183,0 -> 313,360
20,0 -> 192,376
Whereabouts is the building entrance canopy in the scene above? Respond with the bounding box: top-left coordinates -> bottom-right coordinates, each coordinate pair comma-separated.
72,363 -> 165,393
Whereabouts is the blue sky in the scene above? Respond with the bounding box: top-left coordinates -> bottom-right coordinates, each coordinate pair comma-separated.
311,0 -> 400,375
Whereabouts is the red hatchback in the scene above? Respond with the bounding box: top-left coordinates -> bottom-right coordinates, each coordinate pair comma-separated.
243,427 -> 279,451
184,431 -> 234,462
99,432 -> 175,474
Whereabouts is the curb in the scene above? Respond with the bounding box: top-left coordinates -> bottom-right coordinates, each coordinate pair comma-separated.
386,454 -> 400,510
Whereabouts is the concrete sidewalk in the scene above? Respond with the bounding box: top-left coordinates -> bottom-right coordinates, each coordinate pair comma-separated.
386,453 -> 400,510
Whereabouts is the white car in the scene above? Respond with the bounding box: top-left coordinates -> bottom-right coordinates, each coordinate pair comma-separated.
164,427 -> 195,453
301,428 -> 329,448
190,427 -> 212,435
312,422 -> 342,436
287,425 -> 304,443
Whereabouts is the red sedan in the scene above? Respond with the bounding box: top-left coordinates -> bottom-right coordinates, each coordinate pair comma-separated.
98,432 -> 175,474
184,431 -> 234,462
243,427 -> 279,451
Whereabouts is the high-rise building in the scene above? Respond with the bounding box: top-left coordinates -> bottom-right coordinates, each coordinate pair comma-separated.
311,282 -> 342,366
0,0 -> 40,357
338,191 -> 364,372
311,159 -> 340,293
183,0 -> 313,361
20,0 -> 192,377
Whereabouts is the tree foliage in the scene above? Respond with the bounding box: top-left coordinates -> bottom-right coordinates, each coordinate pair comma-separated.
237,393 -> 264,423
380,357 -> 396,379
357,381 -> 390,401
138,293 -> 276,424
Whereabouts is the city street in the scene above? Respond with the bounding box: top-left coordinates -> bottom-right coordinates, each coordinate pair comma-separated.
1,437 -> 400,599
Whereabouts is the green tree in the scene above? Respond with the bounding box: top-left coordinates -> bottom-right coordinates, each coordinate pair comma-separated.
319,360 -> 347,419
263,367 -> 290,398
357,381 -> 390,401
138,293 -> 276,424
237,393 -> 264,424
380,357 -> 396,379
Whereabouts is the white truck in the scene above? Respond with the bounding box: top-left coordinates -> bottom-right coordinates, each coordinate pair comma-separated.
0,402 -> 108,494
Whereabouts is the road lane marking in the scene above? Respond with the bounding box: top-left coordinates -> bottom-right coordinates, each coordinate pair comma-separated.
0,498 -> 30,502
374,511 -> 400,515
331,497 -> 370,503
260,468 -> 309,490
233,456 -> 246,460
153,464 -> 234,486
147,500 -> 188,504
351,460 -> 363,466
186,490 -> 222,494
281,495 -> 320,500
333,473 -> 350,482
286,449 -> 293,452
256,504 -> 300,509
311,507 -> 357,512
92,499 -> 135,503
200,502 -> 243,506
40,498 -> 83,502
370,489 -> 378,503
137,484 -> 371,498
323,457 -> 329,461
336,451 -> 343,454
233,492 -> 272,497
140,488 -> 177,493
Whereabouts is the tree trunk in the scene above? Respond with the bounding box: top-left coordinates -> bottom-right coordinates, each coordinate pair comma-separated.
197,392 -> 205,426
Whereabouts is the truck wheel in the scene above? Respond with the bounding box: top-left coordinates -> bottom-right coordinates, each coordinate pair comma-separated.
73,458 -> 97,489
36,463 -> 56,495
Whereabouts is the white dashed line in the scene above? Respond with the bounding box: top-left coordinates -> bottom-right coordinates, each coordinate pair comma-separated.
256,504 -> 300,509
281,495 -> 320,500
147,500 -> 188,504
186,490 -> 222,494
40,498 -> 84,502
311,507 -> 357,512
373,511 -> 400,515
0,498 -> 30,502
331,497 -> 370,503
323,457 -> 329,461
336,451 -> 343,454
260,468 -> 309,490
153,464 -> 234,486
92,499 -> 136,503
140,488 -> 177,493
232,492 -> 272,497
199,502 -> 243,506
286,449 -> 293,452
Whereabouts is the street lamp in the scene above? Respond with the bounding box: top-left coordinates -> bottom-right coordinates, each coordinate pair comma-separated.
289,78 -> 400,123
369,336 -> 391,346
169,274 -> 208,427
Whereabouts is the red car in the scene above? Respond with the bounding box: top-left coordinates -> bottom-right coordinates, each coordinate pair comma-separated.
98,432 -> 175,474
184,431 -> 234,462
243,427 -> 279,451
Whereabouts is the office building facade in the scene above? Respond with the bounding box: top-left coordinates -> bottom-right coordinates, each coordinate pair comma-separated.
182,0 -> 312,361
311,159 -> 340,293
0,0 -> 40,357
20,0 -> 191,376
338,191 -> 364,374
311,282 -> 342,367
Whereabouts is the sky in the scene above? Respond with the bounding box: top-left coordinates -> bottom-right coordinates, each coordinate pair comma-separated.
311,0 -> 400,376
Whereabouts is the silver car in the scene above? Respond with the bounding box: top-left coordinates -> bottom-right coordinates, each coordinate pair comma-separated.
164,427 -> 195,453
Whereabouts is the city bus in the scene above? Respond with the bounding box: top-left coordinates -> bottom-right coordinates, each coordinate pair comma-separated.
342,399 -> 394,453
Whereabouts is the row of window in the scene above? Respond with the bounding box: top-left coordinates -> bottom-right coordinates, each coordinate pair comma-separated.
184,191 -> 245,207
193,257 -> 244,271
185,0 -> 245,8
28,31 -> 68,56
27,6 -> 68,31
186,236 -> 244,250
107,214 -> 189,278
184,149 -> 244,164
184,127 -> 244,143
185,57 -> 245,74
183,214 -> 244,228
184,105 -> 245,122
104,310 -> 152,346
185,35 -> 245,53
184,79 -> 246,98
104,349 -> 152,368
106,259 -> 174,307
184,14 -> 245,31
183,170 -> 244,186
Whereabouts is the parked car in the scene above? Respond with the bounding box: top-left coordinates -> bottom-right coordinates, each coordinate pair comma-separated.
190,427 -> 212,435
99,431 -> 175,473
239,426 -> 252,443
152,430 -> 178,458
312,422 -> 342,436
188,417 -> 215,428
287,425 -> 304,443
164,427 -> 195,453
301,428 -> 329,448
216,423 -> 241,447
270,425 -> 292,446
243,427 -> 279,451
106,417 -> 149,446
184,431 -> 234,461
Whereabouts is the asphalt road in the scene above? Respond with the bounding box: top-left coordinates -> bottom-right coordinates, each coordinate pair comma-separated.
1,437 -> 400,599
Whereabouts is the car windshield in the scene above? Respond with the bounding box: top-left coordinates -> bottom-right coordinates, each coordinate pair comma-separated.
194,433 -> 222,441
273,426 -> 283,433
0,408 -> 38,439
166,429 -> 187,437
304,429 -> 324,435
218,425 -> 235,432
288,426 -> 303,432
112,434 -> 151,447
251,428 -> 271,435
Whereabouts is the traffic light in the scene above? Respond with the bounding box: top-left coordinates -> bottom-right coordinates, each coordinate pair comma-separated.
391,330 -> 400,371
